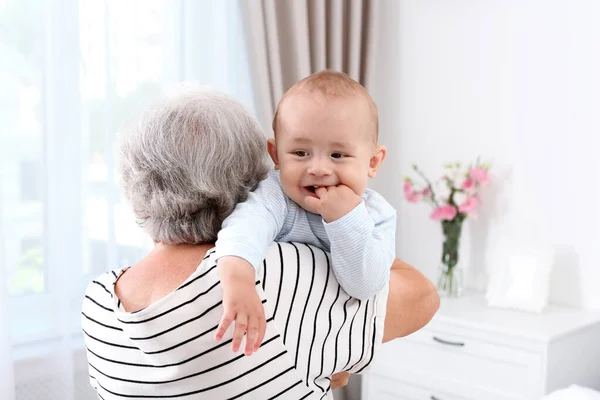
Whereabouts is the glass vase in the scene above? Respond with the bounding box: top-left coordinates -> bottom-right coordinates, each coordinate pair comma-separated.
437,217 -> 465,297
436,265 -> 464,298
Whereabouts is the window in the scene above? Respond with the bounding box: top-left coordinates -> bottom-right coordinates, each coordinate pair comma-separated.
19,161 -> 42,202
1,0 -> 46,303
8,237 -> 44,296
1,0 -> 254,345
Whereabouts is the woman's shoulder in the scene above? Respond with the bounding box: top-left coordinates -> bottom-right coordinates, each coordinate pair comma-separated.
262,242 -> 325,271
84,267 -> 129,298
84,249 -> 220,313
261,241 -> 387,383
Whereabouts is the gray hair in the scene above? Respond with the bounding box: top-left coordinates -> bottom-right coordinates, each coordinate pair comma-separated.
119,86 -> 269,244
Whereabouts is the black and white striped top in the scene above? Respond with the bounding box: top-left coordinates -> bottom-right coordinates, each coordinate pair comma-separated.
82,242 -> 387,399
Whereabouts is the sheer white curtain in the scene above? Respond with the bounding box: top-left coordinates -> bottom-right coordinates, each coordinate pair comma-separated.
0,0 -> 254,398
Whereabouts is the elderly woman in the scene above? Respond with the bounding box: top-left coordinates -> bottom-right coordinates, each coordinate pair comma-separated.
81,87 -> 439,399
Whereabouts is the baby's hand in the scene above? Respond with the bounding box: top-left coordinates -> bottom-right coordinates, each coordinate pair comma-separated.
306,185 -> 362,222
215,256 -> 266,356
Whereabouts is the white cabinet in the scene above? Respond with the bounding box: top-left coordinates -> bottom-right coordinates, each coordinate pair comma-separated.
363,293 -> 600,400
366,374 -> 471,400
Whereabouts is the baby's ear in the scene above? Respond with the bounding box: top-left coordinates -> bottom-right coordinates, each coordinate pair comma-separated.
368,145 -> 387,178
267,139 -> 280,170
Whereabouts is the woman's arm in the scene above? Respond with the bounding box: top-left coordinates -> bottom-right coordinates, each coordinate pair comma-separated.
382,258 -> 440,342
330,263 -> 438,389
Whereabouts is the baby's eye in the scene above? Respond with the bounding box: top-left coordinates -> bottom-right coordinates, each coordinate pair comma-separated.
294,150 -> 308,157
331,152 -> 344,159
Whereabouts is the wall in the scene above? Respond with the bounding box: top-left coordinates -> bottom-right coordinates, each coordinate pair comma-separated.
369,0 -> 600,308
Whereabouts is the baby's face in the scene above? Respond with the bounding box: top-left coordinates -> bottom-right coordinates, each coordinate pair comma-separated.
270,92 -> 380,215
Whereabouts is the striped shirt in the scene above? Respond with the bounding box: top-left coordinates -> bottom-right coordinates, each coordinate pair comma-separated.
215,170 -> 396,300
82,242 -> 387,400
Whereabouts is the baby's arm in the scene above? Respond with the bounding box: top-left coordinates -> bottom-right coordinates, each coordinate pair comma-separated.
214,171 -> 288,355
215,171 -> 288,270
324,191 -> 396,300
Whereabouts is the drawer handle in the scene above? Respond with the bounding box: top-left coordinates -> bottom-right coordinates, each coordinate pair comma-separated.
432,336 -> 465,347
430,396 -> 442,400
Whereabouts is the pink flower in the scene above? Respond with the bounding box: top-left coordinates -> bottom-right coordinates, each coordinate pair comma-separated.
462,178 -> 475,191
421,187 -> 432,197
430,205 -> 457,221
403,180 -> 422,203
458,196 -> 480,213
403,180 -> 413,196
406,192 -> 422,203
469,167 -> 489,185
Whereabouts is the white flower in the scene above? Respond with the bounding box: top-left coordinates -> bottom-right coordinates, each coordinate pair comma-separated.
453,191 -> 468,207
435,179 -> 452,201
453,174 -> 467,190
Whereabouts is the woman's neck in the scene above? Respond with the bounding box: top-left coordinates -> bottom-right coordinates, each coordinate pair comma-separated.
115,242 -> 215,312
152,241 -> 215,257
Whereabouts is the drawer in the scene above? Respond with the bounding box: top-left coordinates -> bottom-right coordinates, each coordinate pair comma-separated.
370,325 -> 542,399
364,373 -> 471,400
364,368 -> 523,400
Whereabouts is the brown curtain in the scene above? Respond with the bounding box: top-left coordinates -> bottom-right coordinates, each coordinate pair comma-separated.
239,0 -> 380,137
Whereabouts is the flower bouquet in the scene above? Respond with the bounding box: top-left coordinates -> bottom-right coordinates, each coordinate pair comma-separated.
404,158 -> 491,297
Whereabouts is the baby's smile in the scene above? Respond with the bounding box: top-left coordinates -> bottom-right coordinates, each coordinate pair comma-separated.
303,185 -> 325,197
306,185 -> 326,193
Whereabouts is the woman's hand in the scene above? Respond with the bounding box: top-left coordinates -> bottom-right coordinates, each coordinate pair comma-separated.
330,371 -> 351,389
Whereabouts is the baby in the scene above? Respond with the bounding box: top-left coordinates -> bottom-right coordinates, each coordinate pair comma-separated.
214,70 -> 396,356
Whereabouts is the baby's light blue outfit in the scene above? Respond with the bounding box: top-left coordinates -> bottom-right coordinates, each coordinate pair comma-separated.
215,170 -> 396,300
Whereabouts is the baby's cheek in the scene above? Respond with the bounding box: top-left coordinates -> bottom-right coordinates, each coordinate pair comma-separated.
280,179 -> 299,200
349,175 -> 369,196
